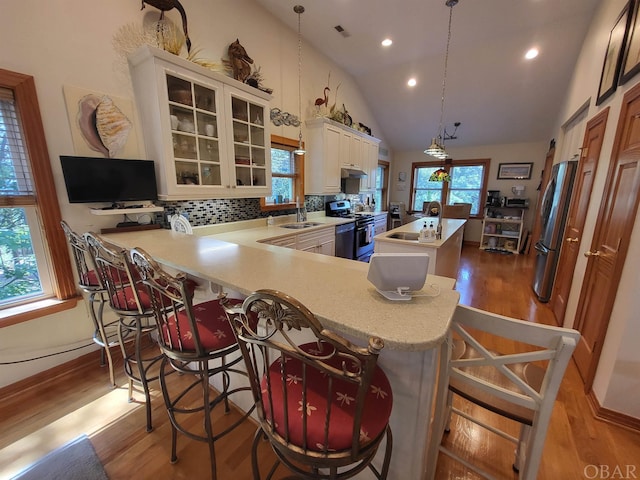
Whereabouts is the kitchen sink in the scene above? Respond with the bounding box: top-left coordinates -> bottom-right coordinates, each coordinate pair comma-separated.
281,222 -> 323,229
387,232 -> 420,241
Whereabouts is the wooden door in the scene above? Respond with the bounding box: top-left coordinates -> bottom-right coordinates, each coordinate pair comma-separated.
528,147 -> 555,257
551,108 -> 609,325
573,84 -> 640,389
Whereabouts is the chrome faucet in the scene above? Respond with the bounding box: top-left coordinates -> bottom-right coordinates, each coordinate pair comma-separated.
427,201 -> 442,239
296,205 -> 307,222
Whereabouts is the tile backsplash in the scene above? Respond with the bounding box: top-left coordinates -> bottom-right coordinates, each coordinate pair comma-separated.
157,195 -> 327,227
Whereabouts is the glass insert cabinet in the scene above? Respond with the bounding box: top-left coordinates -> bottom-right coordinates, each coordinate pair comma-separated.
129,45 -> 271,200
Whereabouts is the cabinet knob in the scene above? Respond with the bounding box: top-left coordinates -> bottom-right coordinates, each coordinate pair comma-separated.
583,250 -> 601,257
565,237 -> 579,243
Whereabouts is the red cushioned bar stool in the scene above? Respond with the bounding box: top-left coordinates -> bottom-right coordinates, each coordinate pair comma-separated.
61,221 -> 123,387
223,289 -> 394,480
84,232 -> 163,432
130,247 -> 253,480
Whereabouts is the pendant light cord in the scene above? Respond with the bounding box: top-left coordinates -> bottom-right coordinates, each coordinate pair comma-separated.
437,2 -> 455,144
295,5 -> 305,154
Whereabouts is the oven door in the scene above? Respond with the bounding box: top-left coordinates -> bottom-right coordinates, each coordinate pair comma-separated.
355,222 -> 375,260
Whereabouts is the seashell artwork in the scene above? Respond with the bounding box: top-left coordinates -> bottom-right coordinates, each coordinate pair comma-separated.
76,94 -> 132,158
95,96 -> 132,157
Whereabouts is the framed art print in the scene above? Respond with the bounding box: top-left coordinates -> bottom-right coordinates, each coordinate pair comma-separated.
597,3 -> 631,105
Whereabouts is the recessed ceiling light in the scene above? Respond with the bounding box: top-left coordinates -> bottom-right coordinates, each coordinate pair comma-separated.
382,38 -> 393,47
408,78 -> 417,87
525,48 -> 539,60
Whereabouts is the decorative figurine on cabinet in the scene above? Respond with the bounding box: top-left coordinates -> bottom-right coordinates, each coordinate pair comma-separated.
140,0 -> 192,53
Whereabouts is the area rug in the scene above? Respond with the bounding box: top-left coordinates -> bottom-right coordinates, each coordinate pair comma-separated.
11,435 -> 108,480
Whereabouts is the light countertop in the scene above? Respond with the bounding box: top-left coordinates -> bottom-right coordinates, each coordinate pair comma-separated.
103,214 -> 459,352
375,218 -> 466,248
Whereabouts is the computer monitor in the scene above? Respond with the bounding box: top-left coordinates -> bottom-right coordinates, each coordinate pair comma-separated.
367,253 -> 430,301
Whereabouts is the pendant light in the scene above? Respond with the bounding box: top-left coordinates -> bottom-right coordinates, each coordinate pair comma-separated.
425,0 -> 458,174
293,5 -> 306,155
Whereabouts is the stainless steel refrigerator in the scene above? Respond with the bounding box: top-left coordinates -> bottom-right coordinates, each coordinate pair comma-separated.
532,160 -> 578,302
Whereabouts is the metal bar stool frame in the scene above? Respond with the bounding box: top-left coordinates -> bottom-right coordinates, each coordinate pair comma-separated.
130,247 -> 254,480
61,221 -> 121,386
84,232 -> 163,432
224,289 -> 393,480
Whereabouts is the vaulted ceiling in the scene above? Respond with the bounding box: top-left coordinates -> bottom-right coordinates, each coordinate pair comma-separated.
254,0 -> 601,151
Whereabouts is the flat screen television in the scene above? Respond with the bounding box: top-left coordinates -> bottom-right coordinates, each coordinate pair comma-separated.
60,156 -> 158,204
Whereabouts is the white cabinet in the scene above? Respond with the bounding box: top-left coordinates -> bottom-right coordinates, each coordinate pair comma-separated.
305,118 -> 380,195
296,228 -> 335,256
360,138 -> 380,192
264,227 -> 335,256
479,207 -> 526,254
373,212 -> 388,236
129,45 -> 272,200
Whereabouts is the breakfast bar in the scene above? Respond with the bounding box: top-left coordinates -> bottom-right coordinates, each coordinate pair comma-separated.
102,228 -> 460,479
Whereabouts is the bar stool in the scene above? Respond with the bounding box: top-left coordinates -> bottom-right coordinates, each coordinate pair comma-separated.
223,289 -> 394,479
60,221 -> 120,386
84,232 -> 162,432
129,247 -> 253,479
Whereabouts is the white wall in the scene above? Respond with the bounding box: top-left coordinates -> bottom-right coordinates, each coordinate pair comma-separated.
391,141 -> 548,243
0,0 -> 386,388
533,0 -> 640,417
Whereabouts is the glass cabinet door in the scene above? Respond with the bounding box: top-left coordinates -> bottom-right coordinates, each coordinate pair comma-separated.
230,95 -> 267,188
166,74 -> 222,187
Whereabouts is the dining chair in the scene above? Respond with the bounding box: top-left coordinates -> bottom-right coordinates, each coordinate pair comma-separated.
442,203 -> 472,219
60,221 -> 121,387
84,232 -> 162,432
129,247 -> 252,480
427,304 -> 580,480
223,289 -> 394,480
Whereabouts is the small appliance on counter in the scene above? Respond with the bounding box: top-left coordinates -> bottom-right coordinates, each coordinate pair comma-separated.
505,197 -> 529,208
487,190 -> 501,207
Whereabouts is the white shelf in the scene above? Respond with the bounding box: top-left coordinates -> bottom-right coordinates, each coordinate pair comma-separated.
90,206 -> 164,216
480,206 -> 526,254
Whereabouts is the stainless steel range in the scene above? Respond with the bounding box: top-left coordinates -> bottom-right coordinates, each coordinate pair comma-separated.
325,200 -> 374,262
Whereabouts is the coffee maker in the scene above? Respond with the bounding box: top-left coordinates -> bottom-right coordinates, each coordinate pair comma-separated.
487,190 -> 501,207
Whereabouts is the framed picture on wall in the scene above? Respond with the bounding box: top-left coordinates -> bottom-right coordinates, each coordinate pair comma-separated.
621,0 -> 640,84
497,162 -> 533,180
597,2 -> 632,105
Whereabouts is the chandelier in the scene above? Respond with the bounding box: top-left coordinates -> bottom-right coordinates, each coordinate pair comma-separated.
425,0 -> 458,167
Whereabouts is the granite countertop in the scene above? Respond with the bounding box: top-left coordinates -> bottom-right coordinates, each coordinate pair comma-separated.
375,218 -> 466,248
103,212 -> 459,352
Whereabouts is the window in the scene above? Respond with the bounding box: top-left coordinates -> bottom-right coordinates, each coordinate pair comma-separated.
0,69 -> 74,322
374,161 -> 389,209
410,159 -> 490,217
261,135 -> 304,211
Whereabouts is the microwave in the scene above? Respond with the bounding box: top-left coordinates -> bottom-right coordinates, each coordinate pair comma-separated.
505,197 -> 529,208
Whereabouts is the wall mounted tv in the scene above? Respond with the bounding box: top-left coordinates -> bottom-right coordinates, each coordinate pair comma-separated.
60,156 -> 158,204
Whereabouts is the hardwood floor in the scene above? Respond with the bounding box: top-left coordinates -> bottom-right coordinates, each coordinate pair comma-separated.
1,244 -> 638,479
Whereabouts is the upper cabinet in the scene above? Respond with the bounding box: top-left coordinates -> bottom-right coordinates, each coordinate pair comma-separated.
304,117 -> 380,195
128,45 -> 272,200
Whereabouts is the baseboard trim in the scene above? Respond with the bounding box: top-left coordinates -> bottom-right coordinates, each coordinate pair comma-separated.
0,349 -> 103,401
587,389 -> 640,433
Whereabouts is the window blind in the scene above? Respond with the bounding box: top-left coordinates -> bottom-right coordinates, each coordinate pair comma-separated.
0,87 -> 35,203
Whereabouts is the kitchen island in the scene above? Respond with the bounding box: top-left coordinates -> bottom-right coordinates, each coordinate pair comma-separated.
102,227 -> 459,479
374,218 -> 466,279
